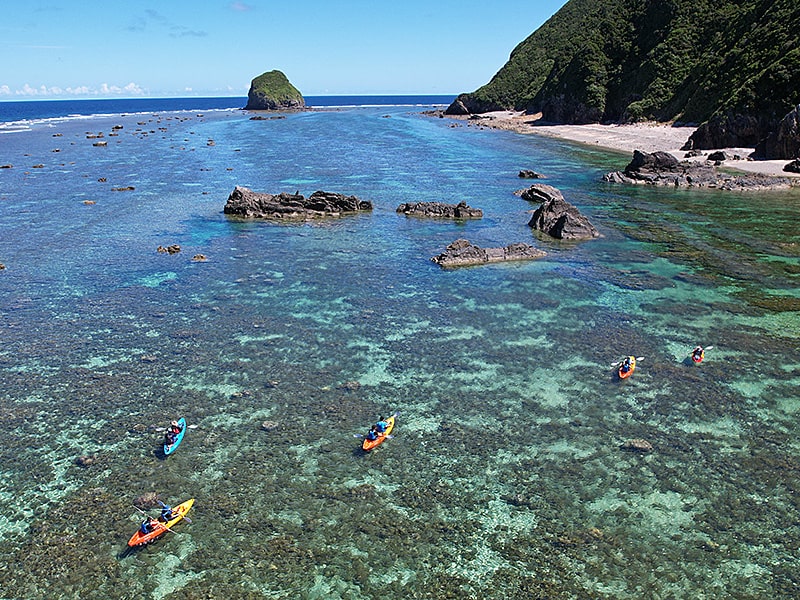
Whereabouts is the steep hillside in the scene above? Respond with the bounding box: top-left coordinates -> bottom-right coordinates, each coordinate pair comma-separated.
447,0 -> 800,153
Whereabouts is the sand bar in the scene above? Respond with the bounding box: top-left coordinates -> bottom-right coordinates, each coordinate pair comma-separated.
456,111 -> 799,179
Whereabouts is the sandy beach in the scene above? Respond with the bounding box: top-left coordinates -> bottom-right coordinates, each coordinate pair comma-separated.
455,111 -> 799,178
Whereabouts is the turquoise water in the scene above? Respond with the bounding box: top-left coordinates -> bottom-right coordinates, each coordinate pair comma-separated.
0,103 -> 799,599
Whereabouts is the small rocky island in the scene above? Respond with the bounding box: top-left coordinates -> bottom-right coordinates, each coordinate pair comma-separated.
519,184 -> 600,240
396,201 -> 482,219
224,186 -> 372,221
244,70 -> 305,111
603,150 -> 794,191
432,239 -> 545,268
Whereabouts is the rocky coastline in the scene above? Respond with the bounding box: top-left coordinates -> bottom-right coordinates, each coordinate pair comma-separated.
602,150 -> 795,191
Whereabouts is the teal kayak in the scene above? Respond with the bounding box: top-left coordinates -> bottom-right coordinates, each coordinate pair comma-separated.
163,417 -> 186,456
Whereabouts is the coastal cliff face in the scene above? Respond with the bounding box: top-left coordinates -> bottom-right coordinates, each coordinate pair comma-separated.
448,0 -> 800,156
245,70 -> 305,111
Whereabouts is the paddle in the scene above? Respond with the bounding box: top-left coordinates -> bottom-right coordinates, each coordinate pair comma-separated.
610,356 -> 644,368
689,345 -> 713,354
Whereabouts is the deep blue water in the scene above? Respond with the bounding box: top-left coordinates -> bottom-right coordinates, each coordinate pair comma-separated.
0,97 -> 798,599
0,95 -> 455,127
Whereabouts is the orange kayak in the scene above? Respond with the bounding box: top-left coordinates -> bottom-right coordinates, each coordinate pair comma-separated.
361,415 -> 396,451
127,498 -> 194,547
618,356 -> 636,379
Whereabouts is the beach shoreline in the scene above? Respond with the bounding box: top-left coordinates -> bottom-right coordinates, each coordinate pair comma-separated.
448,111 -> 800,179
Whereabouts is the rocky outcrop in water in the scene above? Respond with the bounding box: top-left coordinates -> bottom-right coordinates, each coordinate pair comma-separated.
431,238 -> 545,268
245,70 -> 305,111
603,150 -> 794,191
224,186 -> 372,220
521,184 -> 599,240
396,201 -> 482,219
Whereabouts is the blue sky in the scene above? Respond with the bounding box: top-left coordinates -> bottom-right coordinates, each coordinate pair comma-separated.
1,0 -> 566,99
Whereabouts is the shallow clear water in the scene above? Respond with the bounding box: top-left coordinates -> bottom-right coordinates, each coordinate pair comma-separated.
0,103 -> 799,599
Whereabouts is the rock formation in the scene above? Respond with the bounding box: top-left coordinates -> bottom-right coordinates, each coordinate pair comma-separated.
754,104 -> 800,160
396,201 -> 482,219
432,239 -> 545,268
245,70 -> 305,111
603,150 -> 795,191
224,186 -> 372,220
522,184 -> 599,240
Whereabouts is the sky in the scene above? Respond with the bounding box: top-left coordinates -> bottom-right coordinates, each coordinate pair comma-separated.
1,0 -> 567,99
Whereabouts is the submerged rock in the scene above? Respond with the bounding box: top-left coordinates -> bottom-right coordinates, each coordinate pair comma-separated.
620,439 -> 653,452
224,186 -> 372,220
518,169 -> 546,179
603,150 -> 794,191
396,200 -> 482,219
523,184 -> 599,240
432,238 -> 545,268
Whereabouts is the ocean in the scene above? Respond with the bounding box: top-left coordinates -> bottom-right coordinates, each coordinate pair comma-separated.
0,96 -> 798,599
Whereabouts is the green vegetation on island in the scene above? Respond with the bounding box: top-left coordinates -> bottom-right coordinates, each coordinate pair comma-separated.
245,70 -> 305,110
449,0 -> 800,152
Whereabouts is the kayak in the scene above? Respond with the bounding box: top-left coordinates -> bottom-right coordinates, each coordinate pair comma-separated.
691,349 -> 705,363
127,498 -> 194,547
361,414 -> 396,451
163,417 -> 186,456
618,356 -> 636,379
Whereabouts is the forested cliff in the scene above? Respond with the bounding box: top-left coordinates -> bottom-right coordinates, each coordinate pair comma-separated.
447,0 -> 800,155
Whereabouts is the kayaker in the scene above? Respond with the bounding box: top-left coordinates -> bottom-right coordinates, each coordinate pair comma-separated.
365,427 -> 380,441
692,346 -> 704,360
159,503 -> 174,522
140,516 -> 158,534
375,418 -> 389,433
164,420 -> 182,446
621,357 -> 632,373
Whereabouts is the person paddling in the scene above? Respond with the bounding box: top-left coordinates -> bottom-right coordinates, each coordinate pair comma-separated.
692,346 -> 704,361
164,420 -> 182,446
620,356 -> 633,373
140,516 -> 158,534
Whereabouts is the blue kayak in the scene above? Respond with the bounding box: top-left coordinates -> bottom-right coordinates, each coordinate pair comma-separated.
163,417 -> 186,456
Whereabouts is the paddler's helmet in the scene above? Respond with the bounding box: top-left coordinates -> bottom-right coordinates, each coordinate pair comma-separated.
170,420 -> 178,427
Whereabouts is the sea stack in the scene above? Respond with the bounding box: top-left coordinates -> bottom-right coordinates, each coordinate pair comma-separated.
245,70 -> 305,111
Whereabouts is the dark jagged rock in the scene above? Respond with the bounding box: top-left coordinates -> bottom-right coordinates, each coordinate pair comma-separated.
431,238 -> 545,268
522,184 -> 599,240
784,159 -> 800,173
603,150 -> 795,191
518,169 -> 546,179
754,104 -> 800,160
396,201 -> 482,219
245,70 -> 305,111
682,113 -> 763,151
224,186 -> 372,220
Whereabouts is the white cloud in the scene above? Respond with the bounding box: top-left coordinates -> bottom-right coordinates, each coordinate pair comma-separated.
6,82 -> 146,97
230,2 -> 253,11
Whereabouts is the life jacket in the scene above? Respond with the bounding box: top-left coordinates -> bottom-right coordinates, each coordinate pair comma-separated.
375,421 -> 388,432
366,430 -> 378,441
